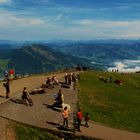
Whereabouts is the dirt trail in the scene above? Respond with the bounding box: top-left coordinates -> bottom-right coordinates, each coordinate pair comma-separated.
0,73 -> 64,103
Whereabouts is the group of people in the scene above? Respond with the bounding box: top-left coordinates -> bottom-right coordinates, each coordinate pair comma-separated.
21,76 -> 59,106
99,74 -> 123,85
2,77 -> 33,106
99,74 -> 112,83
42,76 -> 59,89
1,69 -> 15,99
76,65 -> 89,71
21,75 -> 59,106
64,73 -> 78,90
112,69 -> 119,73
1,71 -> 91,132
62,107 -> 90,132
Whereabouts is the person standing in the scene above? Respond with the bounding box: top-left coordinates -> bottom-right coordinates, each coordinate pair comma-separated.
72,74 -> 76,90
64,73 -> 68,84
77,109 -> 82,132
63,106 -> 68,127
85,113 -> 90,127
4,78 -> 10,99
4,70 -> 9,80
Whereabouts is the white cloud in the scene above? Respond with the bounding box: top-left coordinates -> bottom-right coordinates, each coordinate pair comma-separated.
0,0 -> 12,5
0,11 -> 45,27
76,19 -> 140,27
76,19 -> 95,25
1,8 -> 140,40
99,20 -> 140,28
73,19 -> 140,39
30,19 -> 45,25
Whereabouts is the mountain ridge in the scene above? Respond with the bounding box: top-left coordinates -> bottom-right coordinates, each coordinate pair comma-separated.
0,44 -> 91,75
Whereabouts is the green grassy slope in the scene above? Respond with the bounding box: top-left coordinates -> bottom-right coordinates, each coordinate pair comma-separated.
78,71 -> 140,132
0,45 -> 91,74
0,59 -> 9,71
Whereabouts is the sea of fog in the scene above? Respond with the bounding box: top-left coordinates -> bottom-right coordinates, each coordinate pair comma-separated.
107,59 -> 140,72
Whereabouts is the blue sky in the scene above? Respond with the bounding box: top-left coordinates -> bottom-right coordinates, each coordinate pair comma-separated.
0,0 -> 140,41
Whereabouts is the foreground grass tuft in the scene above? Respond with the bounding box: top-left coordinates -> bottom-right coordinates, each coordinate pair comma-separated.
15,123 -> 99,140
15,124 -> 60,140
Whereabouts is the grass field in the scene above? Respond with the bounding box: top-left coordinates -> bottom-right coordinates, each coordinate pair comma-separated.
78,71 -> 140,132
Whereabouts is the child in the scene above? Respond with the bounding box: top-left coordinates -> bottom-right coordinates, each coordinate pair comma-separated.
85,113 -> 90,127
63,106 -> 68,127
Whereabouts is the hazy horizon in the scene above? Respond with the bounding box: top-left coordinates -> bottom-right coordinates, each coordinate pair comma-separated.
0,0 -> 140,41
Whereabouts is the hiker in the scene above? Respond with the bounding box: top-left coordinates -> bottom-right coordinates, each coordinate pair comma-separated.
22,87 -> 33,106
67,74 -> 72,85
85,113 -> 90,127
4,70 -> 9,80
3,78 -> 10,99
72,73 -> 76,90
62,106 -> 69,127
64,73 -> 68,84
52,76 -> 59,85
46,77 -> 51,85
46,77 -> 54,88
77,109 -> 83,132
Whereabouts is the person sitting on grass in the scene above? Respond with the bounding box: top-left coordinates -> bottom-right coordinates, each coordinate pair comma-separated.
22,87 -> 33,106
114,79 -> 123,85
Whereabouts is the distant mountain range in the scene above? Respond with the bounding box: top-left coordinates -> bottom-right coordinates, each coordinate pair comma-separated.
0,39 -> 140,74
0,44 -> 91,75
50,42 -> 140,66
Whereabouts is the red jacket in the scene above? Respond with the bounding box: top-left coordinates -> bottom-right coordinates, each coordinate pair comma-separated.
77,111 -> 82,120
